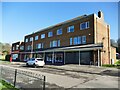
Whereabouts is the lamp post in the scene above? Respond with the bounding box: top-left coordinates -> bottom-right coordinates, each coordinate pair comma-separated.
31,37 -> 33,58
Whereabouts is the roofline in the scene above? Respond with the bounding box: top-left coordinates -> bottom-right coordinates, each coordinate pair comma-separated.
25,14 -> 94,37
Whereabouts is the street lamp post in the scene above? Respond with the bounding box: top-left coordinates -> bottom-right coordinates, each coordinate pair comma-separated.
31,37 -> 33,58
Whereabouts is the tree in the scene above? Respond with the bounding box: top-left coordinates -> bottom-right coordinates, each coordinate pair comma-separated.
110,39 -> 118,48
117,38 -> 120,53
0,42 -> 11,54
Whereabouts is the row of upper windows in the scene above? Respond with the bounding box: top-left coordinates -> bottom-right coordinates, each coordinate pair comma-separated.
25,21 -> 89,43
12,45 -> 24,50
70,36 -> 86,45
12,45 -> 19,50
26,35 -> 86,50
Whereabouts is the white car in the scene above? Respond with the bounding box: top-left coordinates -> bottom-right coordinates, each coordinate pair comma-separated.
26,58 -> 45,67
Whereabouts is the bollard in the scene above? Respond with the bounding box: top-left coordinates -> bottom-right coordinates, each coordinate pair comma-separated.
14,69 -> 17,87
43,76 -> 45,90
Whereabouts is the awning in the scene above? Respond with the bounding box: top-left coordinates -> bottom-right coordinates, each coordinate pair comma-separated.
19,43 -> 103,54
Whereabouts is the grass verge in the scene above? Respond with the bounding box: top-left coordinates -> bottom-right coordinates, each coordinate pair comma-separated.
0,80 -> 19,90
0,60 -> 11,65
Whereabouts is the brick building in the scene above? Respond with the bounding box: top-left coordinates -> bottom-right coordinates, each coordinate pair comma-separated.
11,11 -> 116,66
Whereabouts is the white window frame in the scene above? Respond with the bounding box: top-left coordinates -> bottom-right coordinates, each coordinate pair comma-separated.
53,40 -> 57,47
16,45 -> 19,50
48,31 -> 53,37
70,38 -> 73,45
41,34 -> 45,39
30,37 -> 33,42
57,28 -> 62,35
80,21 -> 89,30
78,36 -> 81,44
58,40 -> 60,47
20,46 -> 24,50
27,45 -> 31,50
74,37 -> 78,45
35,35 -> 38,40
67,25 -> 74,33
82,36 -> 86,44
25,38 -> 28,42
13,47 -> 15,50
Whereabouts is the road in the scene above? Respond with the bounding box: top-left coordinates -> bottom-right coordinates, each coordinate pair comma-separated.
0,61 -> 119,89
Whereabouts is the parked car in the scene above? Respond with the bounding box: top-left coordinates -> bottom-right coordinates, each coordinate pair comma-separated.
26,58 -> 45,67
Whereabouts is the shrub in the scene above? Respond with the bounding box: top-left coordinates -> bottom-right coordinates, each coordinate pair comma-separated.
102,64 -> 115,67
115,60 -> 120,65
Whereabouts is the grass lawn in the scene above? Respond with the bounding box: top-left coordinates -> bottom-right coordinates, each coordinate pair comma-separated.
0,80 -> 19,90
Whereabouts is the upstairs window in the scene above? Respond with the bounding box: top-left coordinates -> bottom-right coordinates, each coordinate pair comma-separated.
27,45 -> 31,50
35,35 -> 38,40
41,34 -> 45,39
57,28 -> 62,35
16,45 -> 19,50
30,37 -> 33,42
25,38 -> 28,42
82,36 -> 86,44
12,47 -> 15,50
73,36 -> 82,45
58,40 -> 60,47
53,40 -> 57,47
67,25 -> 74,33
20,46 -> 24,50
36,43 -> 44,49
74,37 -> 78,45
70,38 -> 73,45
80,21 -> 89,30
50,40 -> 60,47
48,31 -> 53,37
78,36 -> 81,44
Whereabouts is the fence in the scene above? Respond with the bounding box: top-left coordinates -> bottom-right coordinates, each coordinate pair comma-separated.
0,66 -> 46,90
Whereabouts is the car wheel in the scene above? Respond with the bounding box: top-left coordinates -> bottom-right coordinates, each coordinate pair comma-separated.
33,63 -> 37,68
26,63 -> 29,67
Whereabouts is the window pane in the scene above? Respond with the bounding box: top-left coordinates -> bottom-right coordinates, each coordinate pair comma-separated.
68,26 -> 74,33
70,38 -> 72,45
53,41 -> 57,47
41,43 -> 44,48
20,46 -> 24,50
57,29 -> 62,35
41,34 -> 45,39
78,36 -> 81,44
86,21 -> 89,28
25,38 -> 28,42
80,23 -> 86,30
38,43 -> 41,49
82,36 -> 86,44
74,37 -> 78,45
35,36 -> 38,40
30,37 -> 33,41
80,21 -> 89,30
50,41 -> 52,47
48,32 -> 53,37
58,40 -> 60,46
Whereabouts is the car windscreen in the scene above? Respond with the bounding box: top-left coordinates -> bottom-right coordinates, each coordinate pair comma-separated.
37,59 -> 43,61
